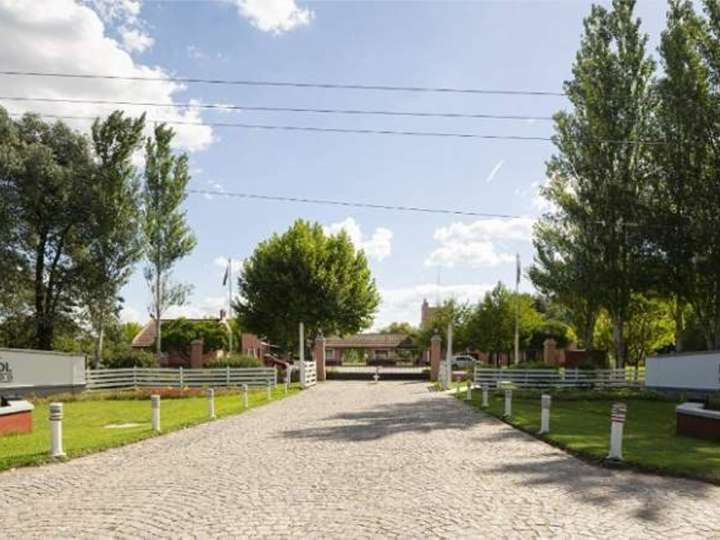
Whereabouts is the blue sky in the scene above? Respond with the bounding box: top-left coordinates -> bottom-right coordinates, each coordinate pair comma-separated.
0,0 -> 667,328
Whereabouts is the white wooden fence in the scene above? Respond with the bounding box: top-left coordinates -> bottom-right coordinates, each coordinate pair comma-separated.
301,361 -> 317,388
86,367 -> 277,390
473,367 -> 643,390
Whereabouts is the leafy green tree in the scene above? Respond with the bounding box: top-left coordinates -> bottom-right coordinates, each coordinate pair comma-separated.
543,0 -> 655,365
235,220 -> 380,352
2,110 -> 95,349
161,318 -> 227,353
416,299 -> 471,351
142,124 -> 196,355
379,321 -> 418,336
80,112 -> 146,366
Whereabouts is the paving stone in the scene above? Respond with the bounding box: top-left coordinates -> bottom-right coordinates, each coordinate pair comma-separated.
1,382 -> 720,538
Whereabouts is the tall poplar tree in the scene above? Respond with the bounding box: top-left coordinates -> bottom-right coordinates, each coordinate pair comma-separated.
142,124 -> 196,355
542,0 -> 655,365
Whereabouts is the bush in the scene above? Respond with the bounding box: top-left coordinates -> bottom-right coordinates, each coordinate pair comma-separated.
103,350 -> 157,369
706,394 -> 720,411
205,354 -> 262,368
162,318 -> 227,353
513,361 -> 556,370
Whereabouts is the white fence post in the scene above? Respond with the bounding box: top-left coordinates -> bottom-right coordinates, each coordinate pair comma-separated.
178,366 -> 184,388
299,322 -> 306,388
284,368 -> 290,395
242,384 -> 249,409
539,394 -> 551,434
482,384 -> 489,408
151,394 -> 161,432
208,388 -> 216,419
607,402 -> 627,461
49,403 -> 65,458
226,365 -> 230,386
504,389 -> 512,418
133,365 -> 138,388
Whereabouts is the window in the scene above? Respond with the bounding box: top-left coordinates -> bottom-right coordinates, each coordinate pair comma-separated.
326,348 -> 335,360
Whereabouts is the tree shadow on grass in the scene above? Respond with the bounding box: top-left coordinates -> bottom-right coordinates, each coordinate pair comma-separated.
280,397 -> 492,443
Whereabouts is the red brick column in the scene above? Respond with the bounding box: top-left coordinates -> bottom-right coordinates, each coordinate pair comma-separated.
430,333 -> 442,382
314,335 -> 326,381
543,338 -> 557,365
190,339 -> 204,369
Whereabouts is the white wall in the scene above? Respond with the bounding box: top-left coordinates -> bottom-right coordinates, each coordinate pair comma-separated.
0,348 -> 86,391
646,352 -> 720,392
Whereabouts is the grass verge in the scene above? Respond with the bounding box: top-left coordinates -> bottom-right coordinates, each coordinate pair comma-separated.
1,384 -> 300,472
458,388 -> 720,484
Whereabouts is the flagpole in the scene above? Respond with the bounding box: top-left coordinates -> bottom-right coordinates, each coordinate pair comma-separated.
514,253 -> 520,365
228,257 -> 234,353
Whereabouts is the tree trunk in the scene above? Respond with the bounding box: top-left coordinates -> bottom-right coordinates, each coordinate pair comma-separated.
673,299 -> 685,353
155,266 -> 162,357
94,324 -> 105,368
612,316 -> 625,368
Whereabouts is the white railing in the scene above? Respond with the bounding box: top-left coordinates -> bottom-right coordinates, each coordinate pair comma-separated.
86,367 -> 277,390
302,361 -> 317,388
473,367 -> 643,390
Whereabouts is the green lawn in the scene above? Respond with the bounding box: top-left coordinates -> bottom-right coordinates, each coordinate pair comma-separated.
1,385 -> 299,472
461,389 -> 720,483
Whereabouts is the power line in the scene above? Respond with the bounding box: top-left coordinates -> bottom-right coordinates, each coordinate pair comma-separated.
0,95 -> 555,122
0,69 -> 566,97
9,112 -> 554,141
9,112 -> 666,145
187,188 -> 529,219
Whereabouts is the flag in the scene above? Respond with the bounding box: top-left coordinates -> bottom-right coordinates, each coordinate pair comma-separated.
516,253 -> 521,288
222,259 -> 230,286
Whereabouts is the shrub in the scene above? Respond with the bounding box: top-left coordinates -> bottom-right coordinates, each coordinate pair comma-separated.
103,350 -> 158,369
206,354 -> 262,368
162,318 -> 227,353
706,394 -> 720,411
513,361 -> 555,370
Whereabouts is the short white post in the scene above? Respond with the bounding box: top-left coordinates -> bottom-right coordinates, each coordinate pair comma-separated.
299,322 -> 306,389
225,365 -> 230,386
466,380 -> 472,401
151,394 -> 161,432
539,394 -> 551,434
49,402 -> 65,458
178,366 -> 184,388
207,388 -> 216,419
504,389 -> 512,418
481,384 -> 489,408
267,381 -> 272,400
242,384 -> 249,408
607,402 -> 627,461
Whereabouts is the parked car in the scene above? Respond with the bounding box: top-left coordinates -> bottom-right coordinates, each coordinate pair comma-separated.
451,355 -> 476,369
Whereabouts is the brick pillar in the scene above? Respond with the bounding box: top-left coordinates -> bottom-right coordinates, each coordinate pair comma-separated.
543,338 -> 557,365
430,332 -> 442,382
190,339 -> 204,369
314,335 -> 326,382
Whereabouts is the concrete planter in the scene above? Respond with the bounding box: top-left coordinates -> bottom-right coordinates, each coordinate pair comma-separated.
676,402 -> 720,441
0,398 -> 34,435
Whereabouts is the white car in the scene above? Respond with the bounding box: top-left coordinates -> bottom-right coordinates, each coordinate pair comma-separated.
451,355 -> 476,369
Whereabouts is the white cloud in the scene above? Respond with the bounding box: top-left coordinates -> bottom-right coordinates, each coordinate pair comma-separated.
426,218 -> 534,268
213,256 -> 245,276
484,159 -> 505,183
233,0 -> 313,33
324,218 -> 393,261
120,27 -> 154,53
373,283 -> 494,330
0,0 -> 213,152
119,304 -> 143,324
165,296 -> 228,320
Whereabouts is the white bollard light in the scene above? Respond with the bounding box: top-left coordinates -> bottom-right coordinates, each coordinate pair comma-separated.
151,394 -> 161,432
539,394 -> 551,434
207,388 -> 216,419
466,380 -> 472,401
49,402 -> 65,458
284,371 -> 290,395
607,402 -> 627,461
481,384 -> 489,408
504,389 -> 512,418
242,384 -> 249,409
267,381 -> 272,400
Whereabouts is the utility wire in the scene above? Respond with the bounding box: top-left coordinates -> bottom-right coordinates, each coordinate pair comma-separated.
8,112 -> 666,145
0,70 -> 566,97
0,95 -> 555,122
187,189 -> 529,219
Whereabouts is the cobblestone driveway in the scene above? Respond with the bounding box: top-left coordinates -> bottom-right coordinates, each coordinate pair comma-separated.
2,382 -> 720,538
